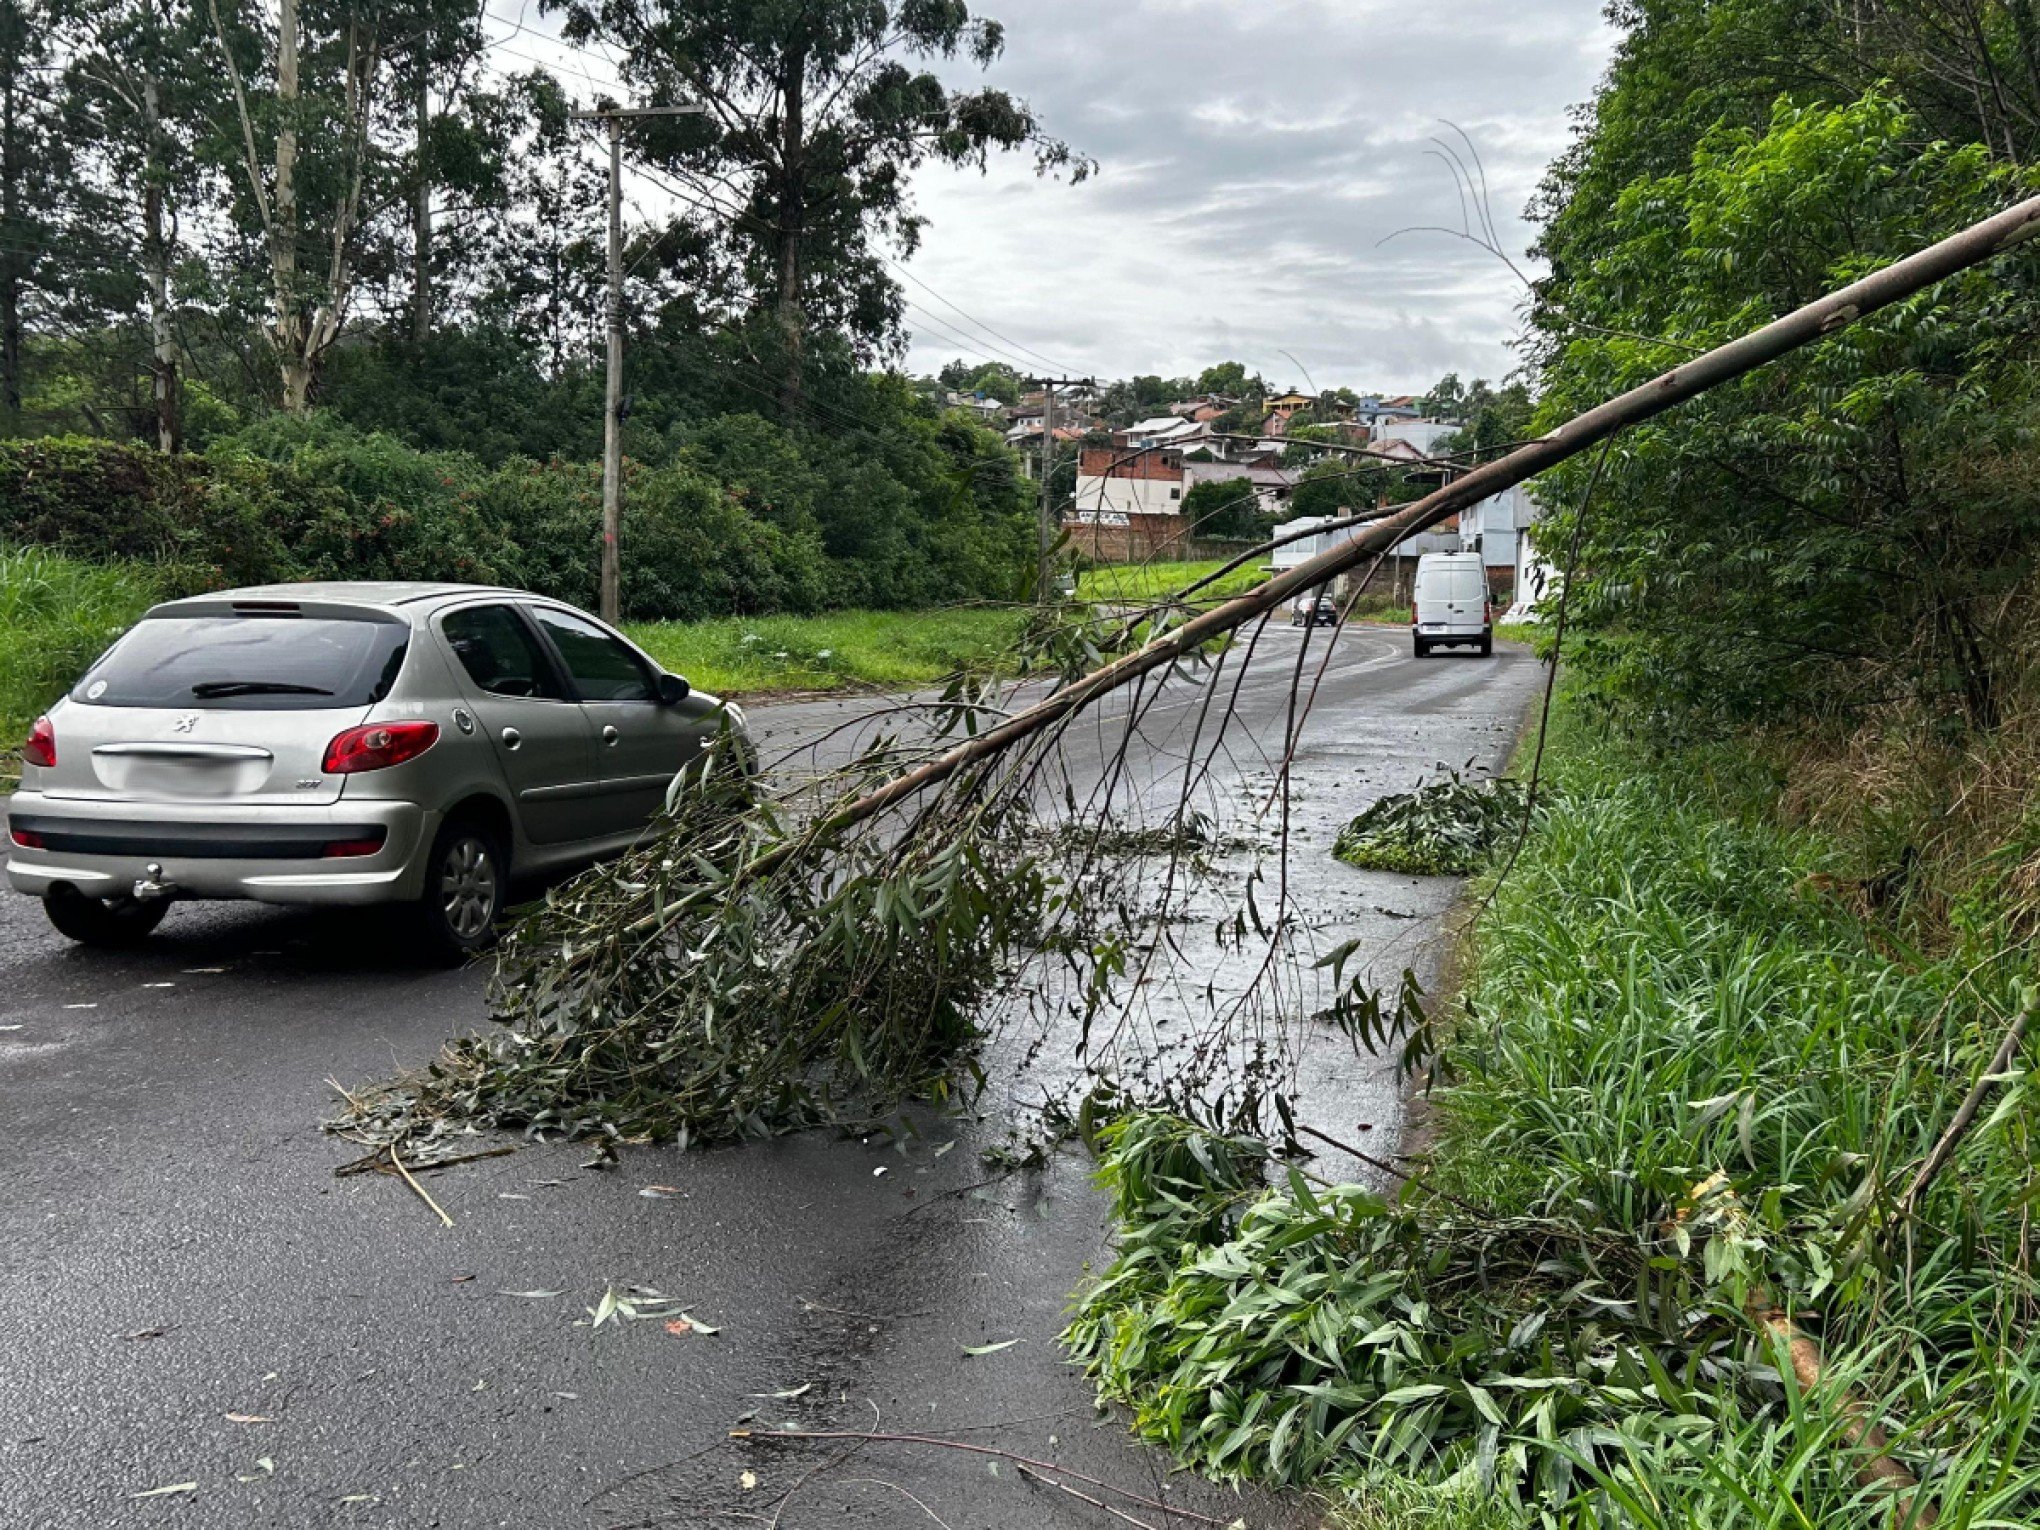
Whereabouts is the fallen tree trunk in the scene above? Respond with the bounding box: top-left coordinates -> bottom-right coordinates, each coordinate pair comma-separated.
773,197 -> 2040,841
592,191 -> 2040,951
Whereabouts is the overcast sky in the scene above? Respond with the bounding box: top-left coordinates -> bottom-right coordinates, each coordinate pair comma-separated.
896,1 -> 1619,394
487,0 -> 1617,396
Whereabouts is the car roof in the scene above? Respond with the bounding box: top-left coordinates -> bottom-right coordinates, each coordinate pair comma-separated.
152,581 -> 534,614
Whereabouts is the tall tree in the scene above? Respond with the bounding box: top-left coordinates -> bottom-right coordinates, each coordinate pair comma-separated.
63,0 -> 219,449
545,0 -> 1087,414
205,0 -> 382,408
0,0 -> 85,431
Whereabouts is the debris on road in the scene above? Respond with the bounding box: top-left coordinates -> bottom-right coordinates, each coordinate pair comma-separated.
1332,771 -> 1530,876
129,1482 -> 197,1499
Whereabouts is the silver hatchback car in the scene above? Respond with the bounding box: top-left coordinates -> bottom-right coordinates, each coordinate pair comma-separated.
5,582 -> 749,957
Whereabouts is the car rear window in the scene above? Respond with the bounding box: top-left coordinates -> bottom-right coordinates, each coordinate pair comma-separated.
72,615 -> 410,710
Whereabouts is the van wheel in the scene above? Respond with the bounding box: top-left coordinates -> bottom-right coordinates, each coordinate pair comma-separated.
45,887 -> 170,948
1478,633 -> 1494,657
411,817 -> 507,962
1412,636 -> 1430,658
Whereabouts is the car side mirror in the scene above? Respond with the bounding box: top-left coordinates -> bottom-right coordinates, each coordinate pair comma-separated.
657,672 -> 691,705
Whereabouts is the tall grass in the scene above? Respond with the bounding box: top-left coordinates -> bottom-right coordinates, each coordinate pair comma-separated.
624,606 -> 1026,696
1075,558 -> 1267,604
1072,695 -> 2040,1526
0,547 -> 170,770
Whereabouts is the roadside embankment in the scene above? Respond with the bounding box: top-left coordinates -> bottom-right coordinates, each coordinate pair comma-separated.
1066,688 -> 2040,1526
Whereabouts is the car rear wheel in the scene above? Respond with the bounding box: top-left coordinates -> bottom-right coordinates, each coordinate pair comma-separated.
412,818 -> 506,961
1413,636 -> 1431,658
44,887 -> 170,948
1479,632 -> 1494,656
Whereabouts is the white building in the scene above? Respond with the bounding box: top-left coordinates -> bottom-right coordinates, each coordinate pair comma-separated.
1072,473 -> 1183,518
1395,483 -> 1539,577
1372,418 -> 1458,454
1274,483 -> 1541,589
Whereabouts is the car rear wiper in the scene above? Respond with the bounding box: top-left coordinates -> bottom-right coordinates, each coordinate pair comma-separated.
188,680 -> 337,698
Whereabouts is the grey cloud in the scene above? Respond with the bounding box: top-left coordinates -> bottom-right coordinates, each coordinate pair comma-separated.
901,0 -> 1614,389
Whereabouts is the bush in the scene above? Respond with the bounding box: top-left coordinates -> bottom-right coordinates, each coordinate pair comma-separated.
0,409 -> 1025,623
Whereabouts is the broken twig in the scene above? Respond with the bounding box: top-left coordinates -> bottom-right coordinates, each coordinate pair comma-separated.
1896,1001 -> 2031,1222
387,1146 -> 454,1228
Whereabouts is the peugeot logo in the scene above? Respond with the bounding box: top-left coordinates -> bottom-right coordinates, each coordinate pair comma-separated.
171,714 -> 200,733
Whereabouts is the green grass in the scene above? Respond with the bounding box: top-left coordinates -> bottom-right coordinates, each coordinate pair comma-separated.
1068,692 -> 2040,1525
1075,558 -> 1267,604
0,548 -> 174,783
625,606 -> 1027,696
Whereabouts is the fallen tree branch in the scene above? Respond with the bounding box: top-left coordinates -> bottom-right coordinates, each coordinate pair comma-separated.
577,191 -> 2040,972
1290,1121 -> 1495,1219
1746,1300 -> 1938,1526
1896,1001 -> 2031,1222
1680,1175 -> 1939,1523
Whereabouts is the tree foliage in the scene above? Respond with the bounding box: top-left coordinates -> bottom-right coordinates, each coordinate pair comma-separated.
1537,92 -> 2040,730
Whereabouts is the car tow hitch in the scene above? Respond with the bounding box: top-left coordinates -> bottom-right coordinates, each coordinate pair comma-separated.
132,864 -> 177,902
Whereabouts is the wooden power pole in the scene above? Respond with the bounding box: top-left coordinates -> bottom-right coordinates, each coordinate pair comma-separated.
1023,376 -> 1094,601
571,102 -> 706,625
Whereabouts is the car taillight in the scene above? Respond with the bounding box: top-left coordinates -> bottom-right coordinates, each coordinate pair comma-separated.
23,716 -> 55,768
9,826 -> 45,849
322,720 -> 440,774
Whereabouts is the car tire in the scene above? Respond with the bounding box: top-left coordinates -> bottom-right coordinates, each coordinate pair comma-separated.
411,816 -> 507,962
1413,636 -> 1430,658
1479,633 -> 1494,656
44,887 -> 170,948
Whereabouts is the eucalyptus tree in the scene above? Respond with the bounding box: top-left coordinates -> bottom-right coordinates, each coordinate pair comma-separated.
202,0 -> 485,409
541,0 -> 1087,414
60,0 -> 222,449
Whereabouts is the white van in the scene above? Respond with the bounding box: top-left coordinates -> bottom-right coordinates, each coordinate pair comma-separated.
1411,552 -> 1492,657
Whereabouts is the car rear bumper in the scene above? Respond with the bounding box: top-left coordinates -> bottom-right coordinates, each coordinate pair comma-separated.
1415,623 -> 1490,640
3,793 -> 433,906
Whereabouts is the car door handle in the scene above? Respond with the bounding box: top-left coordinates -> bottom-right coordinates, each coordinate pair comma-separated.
601,725 -> 620,746
501,727 -> 522,751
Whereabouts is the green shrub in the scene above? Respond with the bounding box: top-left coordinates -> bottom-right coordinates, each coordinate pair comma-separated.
0,412 -> 1027,623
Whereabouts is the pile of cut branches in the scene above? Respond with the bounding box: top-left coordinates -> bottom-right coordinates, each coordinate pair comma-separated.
1332,772 -> 1531,876
340,726 -> 1059,1148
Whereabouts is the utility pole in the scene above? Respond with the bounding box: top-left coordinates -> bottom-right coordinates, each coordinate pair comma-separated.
571,102 -> 706,624
1023,375 -> 1094,602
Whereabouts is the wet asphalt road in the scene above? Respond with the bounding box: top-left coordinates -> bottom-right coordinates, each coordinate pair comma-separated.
0,624 -> 1542,1530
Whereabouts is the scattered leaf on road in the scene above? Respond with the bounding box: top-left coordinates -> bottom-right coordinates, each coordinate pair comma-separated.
961,1339 -> 1020,1356
224,1413 -> 273,1424
235,1458 -> 275,1483
739,1470 -> 758,1490
663,1318 -> 694,1336
496,1289 -> 564,1299
121,1326 -> 172,1342
130,1483 -> 197,1499
748,1383 -> 811,1400
63,1002 -> 97,1010
638,1184 -> 684,1198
